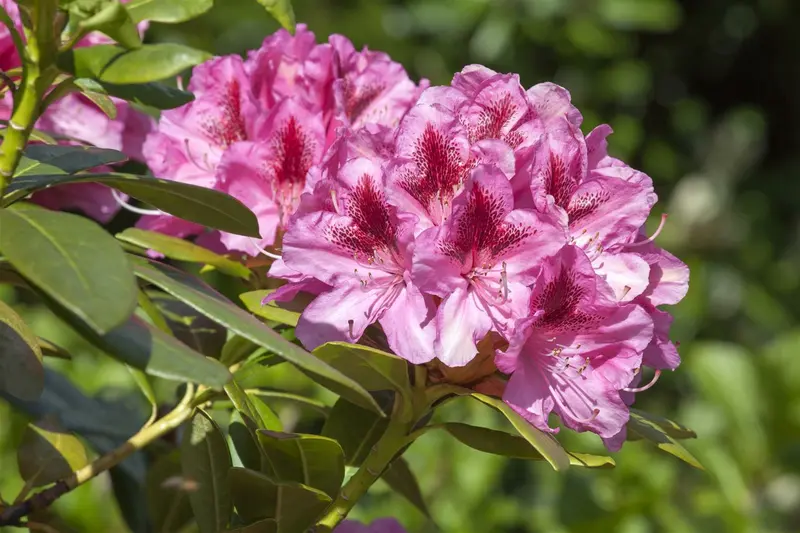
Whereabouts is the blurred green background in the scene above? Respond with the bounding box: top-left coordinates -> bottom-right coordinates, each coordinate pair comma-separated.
4,0 -> 800,531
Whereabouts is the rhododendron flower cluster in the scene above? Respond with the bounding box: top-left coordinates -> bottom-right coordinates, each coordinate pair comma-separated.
131,27 -> 687,448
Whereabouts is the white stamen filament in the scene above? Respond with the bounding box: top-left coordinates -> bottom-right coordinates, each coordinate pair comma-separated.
247,238 -> 282,260
623,369 -> 661,393
184,138 -> 213,173
627,213 -> 668,248
111,189 -> 164,216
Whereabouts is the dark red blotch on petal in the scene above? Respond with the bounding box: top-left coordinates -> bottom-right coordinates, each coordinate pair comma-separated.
532,266 -> 599,333
203,80 -> 247,147
328,174 -> 397,257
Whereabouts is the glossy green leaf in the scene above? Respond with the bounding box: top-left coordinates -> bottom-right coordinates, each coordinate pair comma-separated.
255,0 -> 295,31
73,78 -> 118,118
73,0 -> 142,49
435,422 -> 615,468
15,144 -> 126,177
147,291 -> 227,358
471,393 -> 571,471
322,397 -> 390,466
37,337 -> 72,360
220,335 -> 264,367
232,354 -> 283,390
96,80 -> 194,109
630,408 -> 697,440
240,290 -> 299,327
146,451 -> 193,533
181,410 -> 233,533
131,258 -> 383,414
126,0 -> 213,23
0,299 -> 44,400
0,206 -> 137,334
381,457 -> 430,518
3,172 -> 261,237
126,365 -> 157,418
229,410 -> 263,471
17,419 -> 89,487
118,228 -> 251,279
257,430 -> 345,499
627,411 -> 704,469
228,467 -> 331,532
312,342 -> 410,395
58,43 -> 211,84
226,377 -> 282,433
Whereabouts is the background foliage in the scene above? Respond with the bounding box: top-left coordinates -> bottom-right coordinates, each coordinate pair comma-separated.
2,0 -> 799,531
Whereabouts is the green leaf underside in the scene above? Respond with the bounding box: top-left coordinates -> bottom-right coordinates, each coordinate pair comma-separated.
627,412 -> 704,469
0,206 -> 137,334
228,467 -> 331,533
2,172 -> 261,237
0,299 -> 44,400
471,393 -> 571,471
17,419 -> 89,488
74,78 -> 118,118
58,44 -> 212,84
239,290 -> 299,327
257,430 -> 345,499
130,258 -> 383,415
118,228 -> 251,279
181,410 -> 233,533
15,144 -> 127,177
96,80 -> 194,109
147,291 -> 228,359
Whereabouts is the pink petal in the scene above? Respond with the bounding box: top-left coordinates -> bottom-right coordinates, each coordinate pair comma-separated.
594,252 -> 651,302
435,285 -> 493,367
379,281 -> 437,364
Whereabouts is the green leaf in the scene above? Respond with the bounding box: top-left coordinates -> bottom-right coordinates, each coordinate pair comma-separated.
73,78 -> 118,118
17,419 -> 89,487
74,0 -> 142,49
118,228 -> 251,279
312,342 -> 411,401
322,396 -> 390,466
15,144 -> 127,177
232,354 -> 283,390
0,299 -> 44,401
130,258 -> 383,415
228,467 -> 331,532
225,518 -> 278,533
147,291 -> 227,359
435,423 -> 615,468
126,365 -> 157,417
381,457 -> 431,518
255,0 -> 295,31
37,337 -> 72,360
220,335 -> 264,367
229,410 -> 263,471
627,411 -> 704,469
146,451 -> 194,533
181,409 -> 233,533
629,408 -> 697,440
471,393 -> 571,471
58,43 -> 211,84
3,173 -> 261,237
0,206 -> 137,334
225,377 -> 283,432
97,80 -> 194,109
240,290 -> 299,327
257,430 -> 345,499
126,0 -> 213,23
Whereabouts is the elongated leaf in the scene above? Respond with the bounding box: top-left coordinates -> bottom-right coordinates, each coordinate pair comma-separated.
98,80 -> 194,109
226,378 -> 282,432
131,258 -> 383,414
225,518 -> 278,533
471,393 -> 570,471
232,354 -> 283,390
228,467 -> 331,532
312,342 -> 410,396
229,410 -> 263,471
126,0 -> 213,23
630,408 -> 697,440
435,423 -> 615,468
15,144 -> 126,177
37,337 -> 72,360
0,206 -> 137,334
381,457 -> 430,518
148,291 -> 227,358
240,290 -> 299,327
322,396 -> 390,466
257,430 -> 344,499
146,451 -> 193,533
627,411 -> 704,469
181,410 -> 233,533
74,0 -> 142,49
0,299 -> 43,400
127,365 -> 157,417
3,173 -> 261,237
18,419 -> 89,487
74,78 -> 118,118
255,0 -> 295,31
221,335 -> 264,367
58,44 -> 211,84
118,228 -> 251,279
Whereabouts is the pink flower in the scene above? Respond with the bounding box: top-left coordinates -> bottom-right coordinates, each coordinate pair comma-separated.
496,245 -> 653,439
335,518 -> 407,533
412,165 -> 566,366
276,154 -> 436,364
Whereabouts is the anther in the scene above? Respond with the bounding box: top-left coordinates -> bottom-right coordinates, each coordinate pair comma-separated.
620,285 -> 632,300
348,319 -> 355,338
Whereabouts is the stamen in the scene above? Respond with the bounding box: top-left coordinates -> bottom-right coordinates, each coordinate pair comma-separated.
571,408 -> 600,424
620,285 -> 632,299
330,188 -> 341,215
247,238 -> 281,260
111,189 -> 163,216
176,76 -> 184,91
623,369 -> 661,393
348,319 -> 355,338
183,139 -> 213,173
627,213 -> 668,248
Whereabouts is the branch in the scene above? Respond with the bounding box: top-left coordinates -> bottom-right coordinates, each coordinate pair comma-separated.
0,385 -> 197,528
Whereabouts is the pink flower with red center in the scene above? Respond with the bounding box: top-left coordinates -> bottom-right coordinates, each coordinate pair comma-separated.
412,165 -> 566,366
496,245 -> 654,440
276,154 -> 436,364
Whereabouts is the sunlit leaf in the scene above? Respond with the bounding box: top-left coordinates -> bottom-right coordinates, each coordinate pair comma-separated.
17,419 -> 88,487
126,0 -> 213,23
14,144 -> 126,177
627,411 -> 704,469
73,78 -> 118,118
255,0 -> 295,31
0,299 -> 43,401
240,290 -> 299,327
